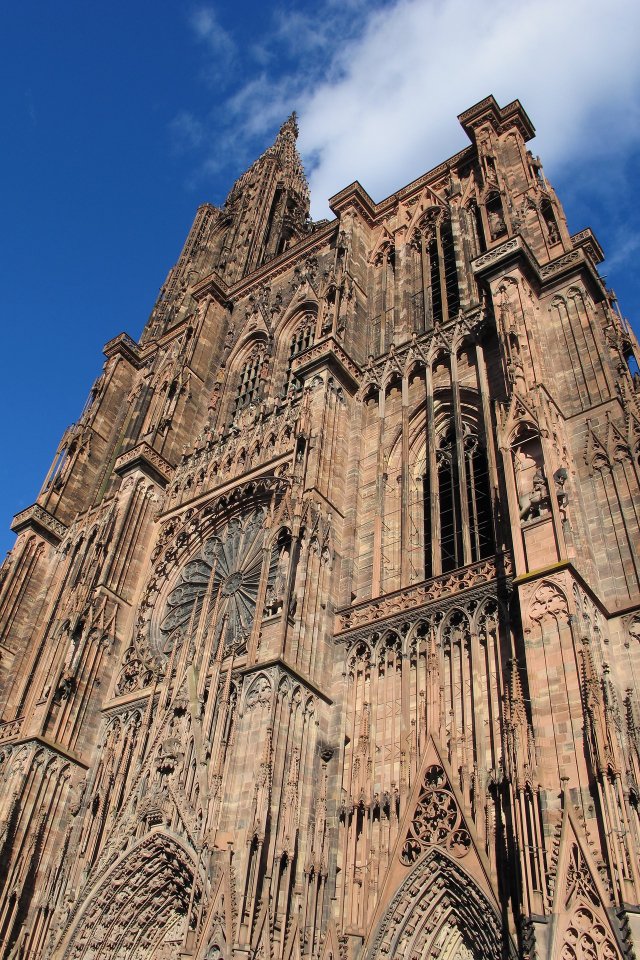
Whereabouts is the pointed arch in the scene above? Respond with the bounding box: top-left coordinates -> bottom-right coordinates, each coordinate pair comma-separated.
549,811 -> 625,960
57,830 -> 201,960
276,300 -> 318,399
364,846 -> 513,960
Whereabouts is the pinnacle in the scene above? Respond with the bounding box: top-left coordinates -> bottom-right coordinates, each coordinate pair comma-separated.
278,111 -> 299,140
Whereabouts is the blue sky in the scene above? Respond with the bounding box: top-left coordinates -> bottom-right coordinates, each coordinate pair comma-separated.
2,0 -> 640,557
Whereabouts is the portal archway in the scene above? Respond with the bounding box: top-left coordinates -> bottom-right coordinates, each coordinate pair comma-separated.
365,847 -> 512,960
57,831 -> 200,960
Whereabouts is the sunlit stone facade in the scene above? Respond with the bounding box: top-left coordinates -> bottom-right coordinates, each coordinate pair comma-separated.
2,97 -> 640,960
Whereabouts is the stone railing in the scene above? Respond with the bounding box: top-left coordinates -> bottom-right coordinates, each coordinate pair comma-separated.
336,553 -> 512,636
114,441 -> 174,487
11,504 -> 68,544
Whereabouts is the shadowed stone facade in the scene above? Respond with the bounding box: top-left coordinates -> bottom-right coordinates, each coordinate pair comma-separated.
1,97 -> 640,960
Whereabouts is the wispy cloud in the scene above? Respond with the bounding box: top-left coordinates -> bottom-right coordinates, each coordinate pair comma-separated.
176,0 -> 640,224
189,6 -> 235,81
295,0 -> 640,217
170,111 -> 205,153
604,230 -> 640,274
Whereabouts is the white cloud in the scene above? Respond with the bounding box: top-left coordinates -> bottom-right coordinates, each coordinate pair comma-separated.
189,6 -> 235,78
170,111 -> 205,153
604,229 -> 640,273
180,0 -> 640,227
289,0 -> 640,218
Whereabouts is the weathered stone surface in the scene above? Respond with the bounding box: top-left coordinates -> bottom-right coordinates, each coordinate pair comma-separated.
0,96 -> 639,960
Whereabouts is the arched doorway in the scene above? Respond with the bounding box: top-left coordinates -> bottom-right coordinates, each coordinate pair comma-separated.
56,831 -> 200,960
365,847 -> 512,960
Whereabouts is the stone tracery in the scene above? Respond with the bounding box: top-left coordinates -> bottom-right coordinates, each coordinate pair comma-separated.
400,763 -> 471,864
60,832 -> 201,960
158,508 -> 277,655
0,96 -> 639,960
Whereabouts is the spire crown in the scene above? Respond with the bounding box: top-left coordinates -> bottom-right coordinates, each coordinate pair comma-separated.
278,112 -> 299,141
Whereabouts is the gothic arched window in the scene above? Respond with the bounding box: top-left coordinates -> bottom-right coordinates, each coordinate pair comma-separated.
437,426 -> 464,572
282,310 -> 316,398
233,343 -> 266,418
464,430 -> 494,561
418,214 -> 460,327
428,421 -> 494,574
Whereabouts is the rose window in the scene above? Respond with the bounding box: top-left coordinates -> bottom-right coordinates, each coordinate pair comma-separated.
158,510 -> 277,655
400,764 -> 471,865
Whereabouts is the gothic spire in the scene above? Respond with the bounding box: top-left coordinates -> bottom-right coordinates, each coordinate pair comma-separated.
219,113 -> 311,279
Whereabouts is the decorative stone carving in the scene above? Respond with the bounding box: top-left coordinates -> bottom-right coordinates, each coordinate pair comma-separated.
337,554 -> 511,636
401,764 -> 471,864
159,508 -> 276,656
528,581 -> 570,624
10,503 -> 68,543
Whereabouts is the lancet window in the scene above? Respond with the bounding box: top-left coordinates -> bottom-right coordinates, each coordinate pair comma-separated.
282,310 -> 316,398
364,361 -> 498,599
419,215 -> 461,326
426,421 -> 493,574
232,343 -> 266,418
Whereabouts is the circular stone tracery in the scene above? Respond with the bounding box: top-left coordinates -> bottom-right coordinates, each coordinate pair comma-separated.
222,572 -> 244,596
157,510 -> 276,656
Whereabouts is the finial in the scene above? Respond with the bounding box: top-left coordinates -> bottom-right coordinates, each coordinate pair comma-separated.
279,112 -> 299,140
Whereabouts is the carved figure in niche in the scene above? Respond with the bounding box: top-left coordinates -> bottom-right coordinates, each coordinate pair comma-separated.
541,198 -> 560,245
484,155 -> 498,185
554,467 -> 569,522
488,209 -> 506,240
486,192 -> 507,241
264,533 -> 292,616
519,467 -> 549,521
512,425 -> 550,521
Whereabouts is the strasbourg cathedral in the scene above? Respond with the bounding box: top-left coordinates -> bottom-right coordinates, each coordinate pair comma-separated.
2,95 -> 640,960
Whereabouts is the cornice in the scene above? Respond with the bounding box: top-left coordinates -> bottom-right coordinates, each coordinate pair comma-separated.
103,332 -> 143,367
237,655 -> 333,705
471,235 -> 538,282
1,733 -> 89,769
362,303 -> 487,376
158,466 -> 291,521
571,228 -> 604,266
327,146 -> 476,228
293,335 -> 361,394
190,270 -> 231,306
373,146 -> 475,219
11,503 -> 68,544
458,95 -> 535,142
114,441 -> 174,488
329,181 -> 378,224
191,220 -> 338,304
471,234 -> 606,297
513,560 -> 640,622
335,553 -> 513,639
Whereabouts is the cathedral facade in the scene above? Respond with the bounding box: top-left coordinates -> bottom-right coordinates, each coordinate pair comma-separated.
1,96 -> 640,960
